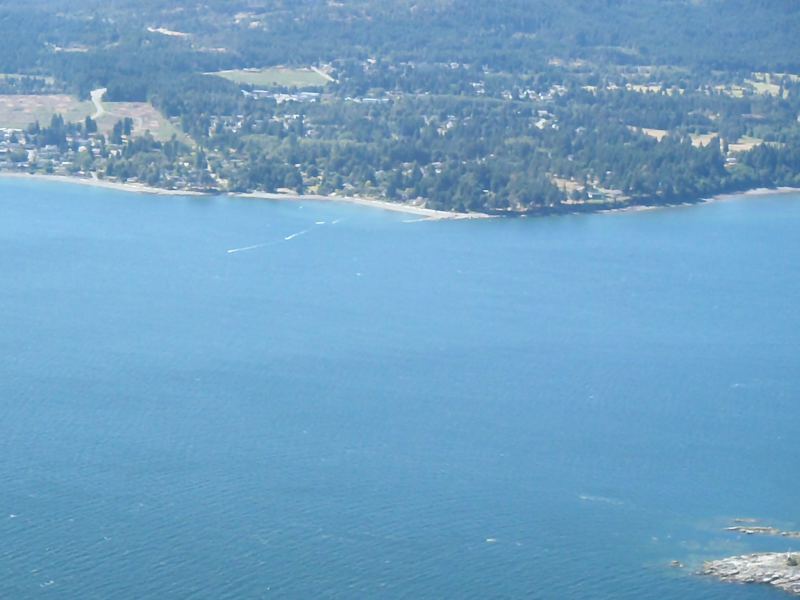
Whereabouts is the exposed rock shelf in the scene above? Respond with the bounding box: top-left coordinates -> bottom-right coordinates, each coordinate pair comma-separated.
725,525 -> 800,538
703,553 -> 800,596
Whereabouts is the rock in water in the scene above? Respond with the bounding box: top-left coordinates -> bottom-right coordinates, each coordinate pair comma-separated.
703,553 -> 800,596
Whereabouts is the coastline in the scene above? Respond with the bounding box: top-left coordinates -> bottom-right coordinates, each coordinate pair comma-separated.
597,185 -> 800,216
2,171 -> 797,219
0,171 -> 488,219
708,186 -> 800,202
230,190 -> 492,220
0,171 -> 208,196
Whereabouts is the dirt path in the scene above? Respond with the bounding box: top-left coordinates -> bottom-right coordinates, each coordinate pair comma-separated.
311,66 -> 335,83
90,88 -> 107,119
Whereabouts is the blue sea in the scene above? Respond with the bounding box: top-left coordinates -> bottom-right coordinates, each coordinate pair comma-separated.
1,178 -> 799,599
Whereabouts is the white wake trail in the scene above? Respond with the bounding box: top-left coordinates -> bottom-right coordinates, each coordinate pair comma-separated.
284,228 -> 312,241
228,223 -> 321,254
227,243 -> 269,254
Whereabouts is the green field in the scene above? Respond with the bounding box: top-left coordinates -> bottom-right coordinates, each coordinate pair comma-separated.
209,67 -> 331,88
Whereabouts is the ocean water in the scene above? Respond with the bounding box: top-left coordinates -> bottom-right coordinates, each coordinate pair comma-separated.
1,178 -> 799,599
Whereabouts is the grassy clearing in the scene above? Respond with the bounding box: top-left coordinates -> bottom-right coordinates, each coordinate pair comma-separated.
713,76 -> 788,98
96,102 -> 187,142
713,84 -> 745,98
751,71 -> 799,96
551,175 -> 628,204
0,95 -> 92,129
0,94 -> 187,143
745,79 -> 782,96
756,72 -> 800,83
690,133 -> 718,147
729,136 -> 763,152
628,126 -> 669,141
551,176 -> 583,194
209,67 -> 330,88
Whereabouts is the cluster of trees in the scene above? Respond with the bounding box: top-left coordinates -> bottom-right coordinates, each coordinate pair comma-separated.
25,114 -> 99,150
0,75 -> 59,95
100,132 -> 207,187
738,137 -> 800,188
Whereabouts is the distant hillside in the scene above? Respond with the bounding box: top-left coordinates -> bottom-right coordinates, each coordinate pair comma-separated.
2,0 -> 799,77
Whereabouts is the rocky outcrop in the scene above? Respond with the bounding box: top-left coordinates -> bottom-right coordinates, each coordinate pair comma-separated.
703,553 -> 800,596
725,525 -> 800,538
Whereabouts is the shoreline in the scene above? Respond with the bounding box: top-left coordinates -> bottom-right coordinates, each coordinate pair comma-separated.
708,186 -> 800,202
597,186 -> 800,216
0,171 -> 488,219
230,190 -> 492,220
2,171 -> 797,219
0,171 -> 208,196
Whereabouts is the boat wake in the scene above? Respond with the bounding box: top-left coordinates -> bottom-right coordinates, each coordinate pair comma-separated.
284,228 -> 311,241
227,222 -> 323,253
227,243 -> 271,254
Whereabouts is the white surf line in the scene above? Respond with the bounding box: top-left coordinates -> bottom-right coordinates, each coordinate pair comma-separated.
401,217 -> 430,223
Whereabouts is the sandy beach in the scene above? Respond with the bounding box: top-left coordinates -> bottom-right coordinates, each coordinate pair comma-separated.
0,171 -> 491,219
230,190 -> 492,220
0,172 -> 209,196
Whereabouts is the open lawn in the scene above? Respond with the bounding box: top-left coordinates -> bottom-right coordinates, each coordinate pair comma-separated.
755,71 -> 800,83
745,79 -> 782,96
209,67 -> 331,88
713,84 -> 745,98
750,72 -> 799,97
0,95 -> 92,129
0,94 -> 188,143
95,101 -> 188,143
690,133 -> 719,147
550,176 -> 584,194
729,135 -> 763,152
713,76 -> 789,98
628,126 -> 669,141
